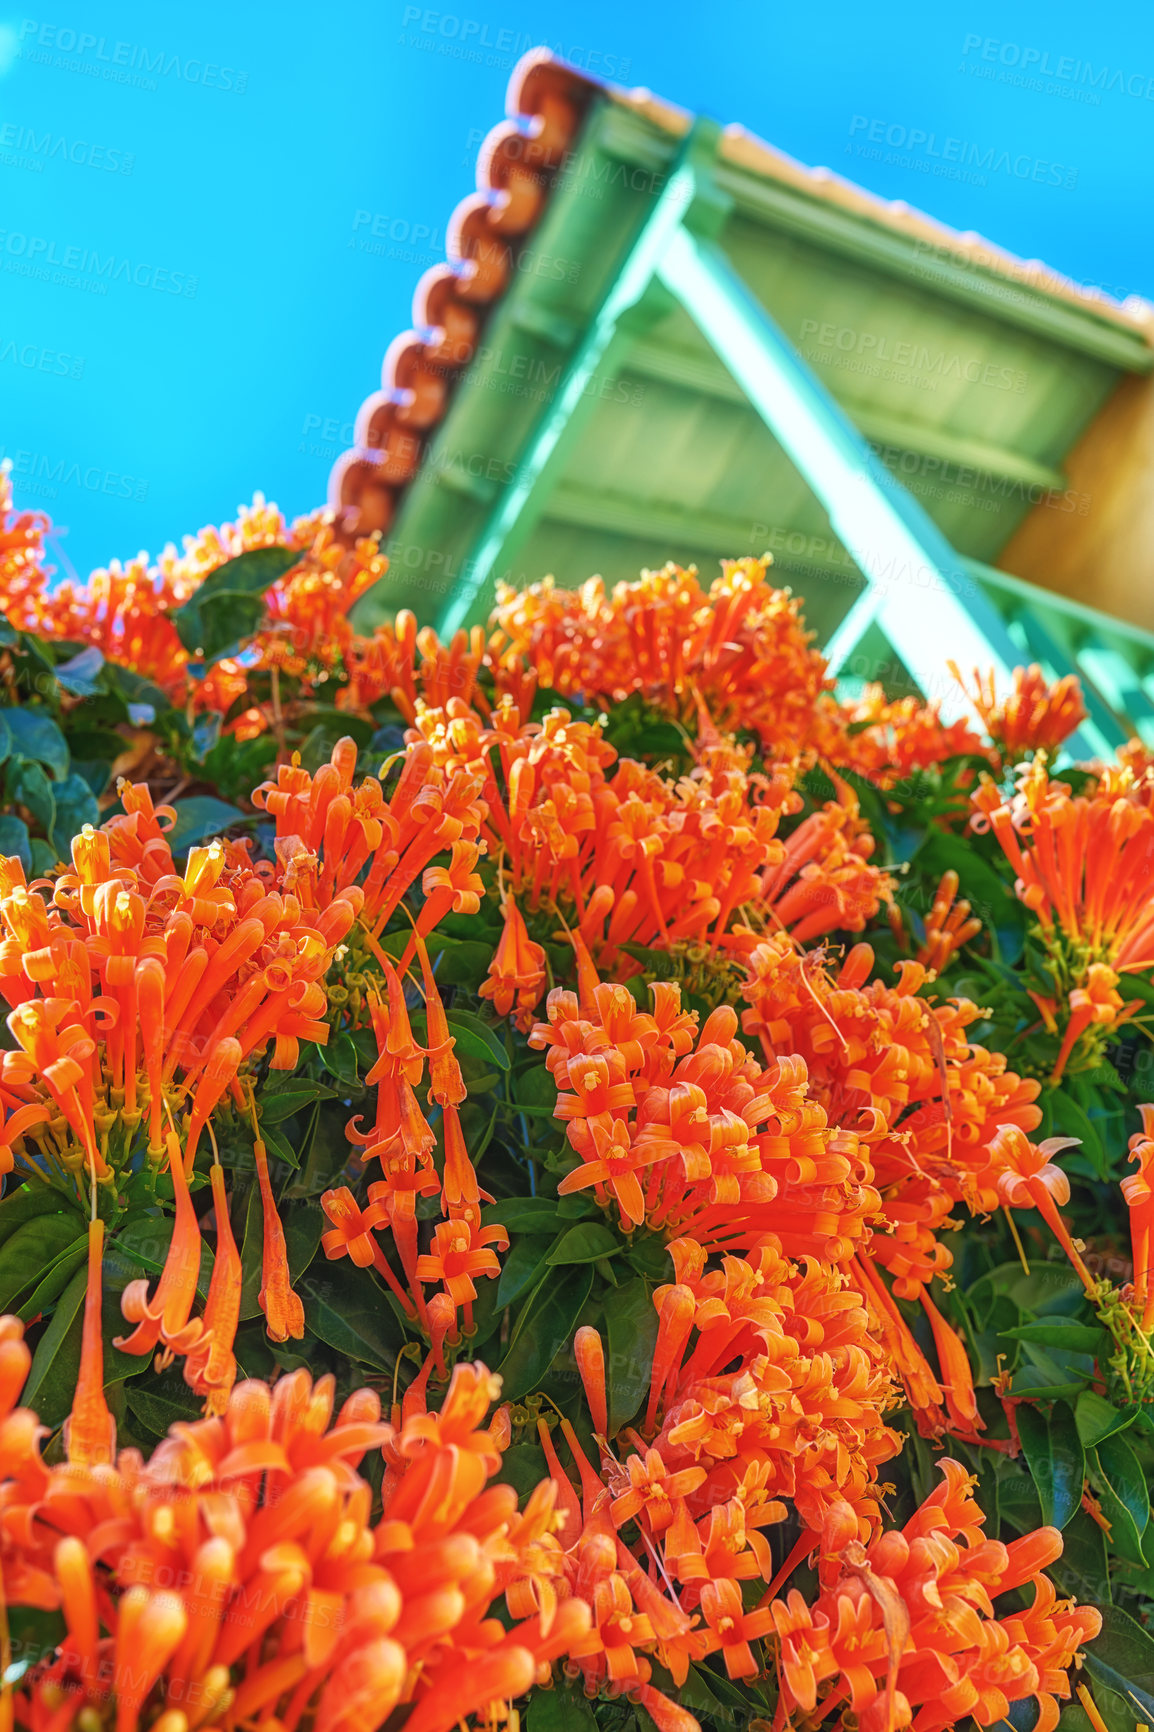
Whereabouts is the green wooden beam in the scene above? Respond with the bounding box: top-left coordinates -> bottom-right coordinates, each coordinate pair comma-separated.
656,222 -> 1025,723
711,162 -> 1154,375
435,129 -> 715,638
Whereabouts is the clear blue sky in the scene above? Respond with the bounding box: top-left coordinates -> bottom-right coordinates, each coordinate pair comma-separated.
1,0 -> 1152,580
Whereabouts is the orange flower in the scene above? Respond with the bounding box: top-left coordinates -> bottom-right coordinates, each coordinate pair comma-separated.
915,869 -> 982,974
115,1131 -> 206,1359
183,1162 -> 242,1414
320,1185 -> 416,1318
609,1447 -> 706,1532
574,1325 -> 608,1437
254,1136 -> 305,1341
951,661 -> 1087,757
920,1290 -> 984,1436
1122,1104 -> 1154,1327
990,1125 -> 1095,1293
478,893 -> 547,1031
973,762 -> 1154,973
491,556 -> 829,760
1048,962 -> 1126,1084
63,1217 -> 116,1465
414,1217 -> 508,1331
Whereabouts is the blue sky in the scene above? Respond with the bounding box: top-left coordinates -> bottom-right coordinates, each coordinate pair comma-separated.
1,0 -> 1152,580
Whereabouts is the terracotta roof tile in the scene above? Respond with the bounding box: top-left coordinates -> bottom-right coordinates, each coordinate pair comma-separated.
330,50 -> 1154,536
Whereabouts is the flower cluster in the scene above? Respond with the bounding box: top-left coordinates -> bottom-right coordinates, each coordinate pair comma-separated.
0,472 -> 1129,1732
973,758 -> 1154,1080
530,964 -> 878,1262
775,1461 -> 1100,1732
0,1318 -> 588,1732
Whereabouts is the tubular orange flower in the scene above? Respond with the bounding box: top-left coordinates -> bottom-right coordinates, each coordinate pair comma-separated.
916,869 -> 982,973
414,1217 -> 508,1332
1123,1104 -> 1154,1328
115,1131 -> 206,1359
990,1125 -> 1096,1293
951,661 -> 1087,757
320,1184 -> 417,1318
973,761 -> 1154,973
254,1135 -> 305,1341
64,1217 -> 115,1465
920,1289 -> 984,1436
574,1325 -> 608,1437
183,1162 -> 242,1414
478,892 -> 547,1031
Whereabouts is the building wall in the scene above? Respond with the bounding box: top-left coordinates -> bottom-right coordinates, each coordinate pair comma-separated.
998,373 -> 1154,633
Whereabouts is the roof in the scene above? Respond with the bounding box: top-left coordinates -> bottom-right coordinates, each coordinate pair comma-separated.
329,50 -> 1154,547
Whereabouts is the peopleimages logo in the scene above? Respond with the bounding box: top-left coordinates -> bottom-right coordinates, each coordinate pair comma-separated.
398,8 -> 629,77
960,35 -> 1154,101
847,116 -> 1077,189
0,121 -> 134,173
0,446 -> 149,503
0,337 -> 85,379
17,20 -> 248,92
0,231 -> 197,297
800,320 -> 1028,394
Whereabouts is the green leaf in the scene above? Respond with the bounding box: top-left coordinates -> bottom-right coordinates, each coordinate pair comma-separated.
2,709 -> 69,778
172,547 -> 301,663
497,1265 -> 594,1401
8,757 -> 55,837
1016,1400 -> 1085,1528
527,1685 -> 598,1732
297,712 -> 374,774
300,1269 -> 399,1370
126,1383 -> 205,1438
1083,1605 -> 1154,1724
546,1223 -> 621,1265
0,1214 -> 87,1311
1094,1433 -> 1149,1555
0,1182 -> 81,1250
1010,1340 -> 1095,1398
557,1194 -> 596,1219
511,1060 -> 559,1114
22,1261 -> 149,1424
29,838 -> 57,876
1004,1322 -> 1108,1355
167,796 -> 250,852
1051,1507 -> 1109,1607
47,772 -> 100,855
607,1277 -> 660,1435
318,1030 -> 361,1086
1048,1088 -> 1107,1181
288,1101 -> 356,1198
0,814 -> 31,871
259,1121 -> 301,1172
497,1236 -> 552,1308
975,1260 -> 1085,1312
445,1009 -> 511,1072
1077,1390 -> 1136,1449
434,940 -> 494,986
259,1081 -> 339,1124
17,1241 -> 88,1322
52,645 -> 104,697
625,1235 -> 673,1281
482,1199 -> 561,1234
21,1264 -> 88,1414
